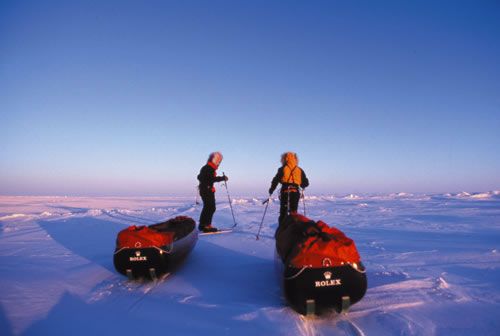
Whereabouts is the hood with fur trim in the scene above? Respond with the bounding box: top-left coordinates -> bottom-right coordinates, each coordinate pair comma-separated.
208,152 -> 223,167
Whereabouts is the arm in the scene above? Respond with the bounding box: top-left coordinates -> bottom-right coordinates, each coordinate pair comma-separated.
300,169 -> 309,189
198,165 -> 226,184
269,168 -> 283,194
214,175 -> 226,182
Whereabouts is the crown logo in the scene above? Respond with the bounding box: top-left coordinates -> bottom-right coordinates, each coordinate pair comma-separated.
135,251 -> 141,257
324,271 -> 332,280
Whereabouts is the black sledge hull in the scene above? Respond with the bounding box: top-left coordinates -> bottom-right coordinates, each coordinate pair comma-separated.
113,229 -> 197,279
276,253 -> 367,315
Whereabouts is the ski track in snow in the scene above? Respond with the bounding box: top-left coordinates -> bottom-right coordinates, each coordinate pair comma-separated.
0,192 -> 499,335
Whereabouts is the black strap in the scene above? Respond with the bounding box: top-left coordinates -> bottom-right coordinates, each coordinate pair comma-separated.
286,165 -> 298,184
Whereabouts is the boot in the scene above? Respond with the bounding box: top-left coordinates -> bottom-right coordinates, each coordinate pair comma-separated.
199,224 -> 218,233
204,224 -> 218,233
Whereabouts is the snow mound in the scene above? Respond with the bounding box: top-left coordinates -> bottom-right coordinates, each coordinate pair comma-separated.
231,198 -> 249,205
453,191 -> 499,200
304,195 -> 322,201
344,194 -> 362,200
471,191 -> 500,199
388,192 -> 414,198
470,192 -> 492,199
85,209 -> 104,216
0,213 -> 29,221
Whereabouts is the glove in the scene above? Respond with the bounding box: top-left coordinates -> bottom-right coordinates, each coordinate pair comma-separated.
224,176 -> 229,181
268,188 -> 273,195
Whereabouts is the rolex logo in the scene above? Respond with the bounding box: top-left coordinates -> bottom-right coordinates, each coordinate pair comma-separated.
314,272 -> 342,287
315,272 -> 341,288
129,250 -> 147,262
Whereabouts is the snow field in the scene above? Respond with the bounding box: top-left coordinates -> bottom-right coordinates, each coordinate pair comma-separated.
0,192 -> 499,335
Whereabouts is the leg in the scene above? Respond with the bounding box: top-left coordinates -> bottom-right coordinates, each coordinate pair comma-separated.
206,193 -> 216,224
289,191 -> 300,214
199,192 -> 216,229
278,191 -> 289,225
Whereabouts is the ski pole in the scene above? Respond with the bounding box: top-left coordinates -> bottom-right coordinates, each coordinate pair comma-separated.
287,186 -> 291,216
301,189 -> 307,216
222,172 -> 237,228
256,195 -> 271,240
195,186 -> 200,205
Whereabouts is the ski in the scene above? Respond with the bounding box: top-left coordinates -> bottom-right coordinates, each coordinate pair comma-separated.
199,229 -> 233,236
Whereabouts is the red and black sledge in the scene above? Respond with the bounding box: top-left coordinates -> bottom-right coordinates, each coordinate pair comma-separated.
113,216 -> 198,280
275,214 -> 367,315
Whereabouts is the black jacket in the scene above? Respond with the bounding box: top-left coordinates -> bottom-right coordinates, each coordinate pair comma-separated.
269,166 -> 309,194
197,163 -> 225,193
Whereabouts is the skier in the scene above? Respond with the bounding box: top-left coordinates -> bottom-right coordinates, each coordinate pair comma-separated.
268,152 -> 309,227
197,152 -> 228,233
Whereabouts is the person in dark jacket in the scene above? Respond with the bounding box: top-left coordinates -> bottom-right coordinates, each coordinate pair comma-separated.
197,152 -> 228,232
268,152 -> 309,226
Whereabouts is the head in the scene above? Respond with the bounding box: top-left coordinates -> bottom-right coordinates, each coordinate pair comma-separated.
208,152 -> 223,166
281,152 -> 298,166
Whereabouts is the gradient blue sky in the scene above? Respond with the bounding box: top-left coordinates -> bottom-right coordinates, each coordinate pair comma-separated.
1,0 -> 499,196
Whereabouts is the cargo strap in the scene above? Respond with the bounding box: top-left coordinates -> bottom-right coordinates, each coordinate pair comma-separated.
114,244 -> 173,255
284,265 -> 310,280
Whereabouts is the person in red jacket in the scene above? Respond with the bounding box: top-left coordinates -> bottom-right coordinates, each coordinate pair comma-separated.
197,152 -> 228,232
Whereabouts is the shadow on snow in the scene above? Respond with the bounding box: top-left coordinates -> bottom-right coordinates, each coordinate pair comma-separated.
38,217 -> 125,273
21,238 -> 284,335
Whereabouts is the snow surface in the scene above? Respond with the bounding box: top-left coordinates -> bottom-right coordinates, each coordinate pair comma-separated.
1,192 -> 499,335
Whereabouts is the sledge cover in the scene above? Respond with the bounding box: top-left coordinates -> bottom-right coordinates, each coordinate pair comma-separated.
276,214 -> 361,268
115,216 -> 195,250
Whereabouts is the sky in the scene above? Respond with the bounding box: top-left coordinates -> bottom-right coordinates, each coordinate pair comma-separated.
1,0 -> 499,197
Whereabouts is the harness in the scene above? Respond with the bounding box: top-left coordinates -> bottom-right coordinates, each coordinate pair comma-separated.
285,164 -> 298,183
282,165 -> 300,191
283,186 -> 299,193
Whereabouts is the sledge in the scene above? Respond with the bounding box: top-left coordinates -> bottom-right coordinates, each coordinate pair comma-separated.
275,214 -> 367,316
113,216 -> 198,280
